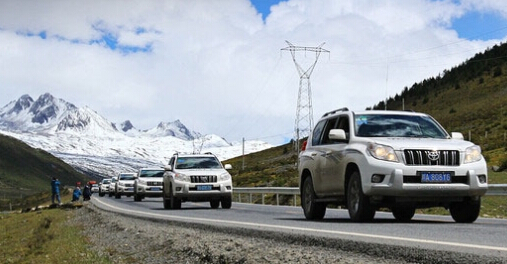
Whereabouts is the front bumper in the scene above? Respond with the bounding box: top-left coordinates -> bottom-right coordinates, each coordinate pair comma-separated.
361,158 -> 488,198
173,182 -> 233,201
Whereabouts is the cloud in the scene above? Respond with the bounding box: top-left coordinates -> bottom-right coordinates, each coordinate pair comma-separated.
1,0 -> 506,145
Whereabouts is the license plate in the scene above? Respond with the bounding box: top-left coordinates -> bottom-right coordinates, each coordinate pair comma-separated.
197,185 -> 212,191
420,172 -> 452,183
151,187 -> 160,191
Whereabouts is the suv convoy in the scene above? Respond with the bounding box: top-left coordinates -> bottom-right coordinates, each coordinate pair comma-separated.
115,173 -> 136,199
298,108 -> 488,223
133,168 -> 165,201
98,178 -> 111,197
162,153 -> 233,209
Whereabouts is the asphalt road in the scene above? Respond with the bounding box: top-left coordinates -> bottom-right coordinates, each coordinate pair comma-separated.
91,195 -> 507,261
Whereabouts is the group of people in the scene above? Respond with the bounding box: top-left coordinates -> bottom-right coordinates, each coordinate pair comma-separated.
51,177 -> 92,205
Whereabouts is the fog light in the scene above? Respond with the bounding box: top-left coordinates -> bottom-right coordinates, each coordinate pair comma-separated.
478,175 -> 487,184
176,187 -> 182,191
371,174 -> 385,183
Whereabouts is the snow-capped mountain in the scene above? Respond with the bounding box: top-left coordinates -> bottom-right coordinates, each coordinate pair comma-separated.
0,93 -> 273,179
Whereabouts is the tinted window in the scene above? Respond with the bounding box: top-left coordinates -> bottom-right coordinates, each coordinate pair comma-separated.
311,120 -> 327,146
139,170 -> 164,177
175,157 -> 222,169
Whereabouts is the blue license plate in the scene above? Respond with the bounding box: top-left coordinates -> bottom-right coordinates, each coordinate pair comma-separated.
150,187 -> 160,191
197,185 -> 212,191
421,172 -> 452,183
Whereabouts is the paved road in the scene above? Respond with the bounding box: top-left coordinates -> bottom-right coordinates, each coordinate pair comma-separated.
92,195 -> 507,260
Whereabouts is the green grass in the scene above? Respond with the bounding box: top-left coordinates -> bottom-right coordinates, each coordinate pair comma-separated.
0,191 -> 109,264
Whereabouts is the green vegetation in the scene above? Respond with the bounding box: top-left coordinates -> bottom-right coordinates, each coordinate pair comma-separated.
371,43 -> 507,165
0,134 -> 91,211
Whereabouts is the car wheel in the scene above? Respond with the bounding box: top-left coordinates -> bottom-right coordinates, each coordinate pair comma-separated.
391,206 -> 416,222
162,183 -> 171,209
210,200 -> 220,209
99,191 -> 104,197
134,193 -> 142,202
221,196 -> 232,209
169,184 -> 181,209
115,193 -> 121,199
450,197 -> 481,223
301,176 -> 326,220
347,171 -> 375,222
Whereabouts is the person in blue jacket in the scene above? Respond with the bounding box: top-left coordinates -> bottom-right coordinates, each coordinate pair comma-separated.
51,177 -> 61,205
72,186 -> 82,202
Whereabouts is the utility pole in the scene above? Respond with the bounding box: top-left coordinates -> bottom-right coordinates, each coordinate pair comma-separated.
281,40 -> 329,152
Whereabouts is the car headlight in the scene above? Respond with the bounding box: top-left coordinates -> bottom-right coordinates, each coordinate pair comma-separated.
174,173 -> 190,182
367,143 -> 399,162
219,172 -> 231,181
118,182 -> 125,186
465,145 -> 482,163
137,179 -> 147,185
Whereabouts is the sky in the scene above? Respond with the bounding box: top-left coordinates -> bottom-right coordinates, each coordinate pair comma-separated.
1,0 -> 507,146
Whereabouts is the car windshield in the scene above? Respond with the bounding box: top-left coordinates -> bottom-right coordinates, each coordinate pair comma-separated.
103,179 -> 111,184
175,157 -> 222,169
354,114 -> 448,138
139,170 -> 164,177
119,174 -> 135,180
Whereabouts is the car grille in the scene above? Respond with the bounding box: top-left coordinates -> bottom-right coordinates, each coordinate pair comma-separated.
404,149 -> 460,166
125,183 -> 134,187
190,175 -> 218,183
147,181 -> 163,186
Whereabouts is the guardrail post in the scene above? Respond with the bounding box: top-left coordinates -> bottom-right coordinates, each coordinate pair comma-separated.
293,194 -> 296,206
238,193 -> 241,203
262,194 -> 265,205
249,193 -> 252,204
276,194 -> 279,206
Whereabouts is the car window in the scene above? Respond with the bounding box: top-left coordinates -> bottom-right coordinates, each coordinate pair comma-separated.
354,114 -> 448,138
311,120 -> 327,146
139,170 -> 164,177
120,174 -> 135,180
175,157 -> 222,169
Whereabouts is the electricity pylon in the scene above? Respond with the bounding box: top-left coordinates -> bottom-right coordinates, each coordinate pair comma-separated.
281,40 -> 329,152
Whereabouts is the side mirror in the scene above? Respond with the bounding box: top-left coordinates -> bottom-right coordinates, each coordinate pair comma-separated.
451,132 -> 464,140
329,129 -> 347,140
224,164 -> 232,170
164,165 -> 172,171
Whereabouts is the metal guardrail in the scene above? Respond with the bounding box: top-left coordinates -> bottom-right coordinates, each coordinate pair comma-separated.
234,184 -> 507,206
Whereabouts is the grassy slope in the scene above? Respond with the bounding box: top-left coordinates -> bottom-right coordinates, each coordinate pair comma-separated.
0,133 -> 90,209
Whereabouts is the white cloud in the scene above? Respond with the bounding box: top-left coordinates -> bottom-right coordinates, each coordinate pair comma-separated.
1,0 -> 506,145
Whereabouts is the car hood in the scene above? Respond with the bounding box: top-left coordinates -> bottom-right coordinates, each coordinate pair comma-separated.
369,137 -> 476,151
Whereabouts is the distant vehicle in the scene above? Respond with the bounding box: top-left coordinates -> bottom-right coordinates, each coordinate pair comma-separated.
108,176 -> 118,197
99,178 -> 112,197
298,107 -> 488,223
134,168 -> 165,201
162,152 -> 233,209
115,173 -> 136,199
91,183 -> 99,193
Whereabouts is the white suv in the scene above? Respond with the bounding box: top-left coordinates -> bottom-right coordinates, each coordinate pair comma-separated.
298,108 -> 488,223
133,168 -> 165,201
115,173 -> 136,199
108,176 -> 118,197
162,153 -> 233,209
98,178 -> 111,197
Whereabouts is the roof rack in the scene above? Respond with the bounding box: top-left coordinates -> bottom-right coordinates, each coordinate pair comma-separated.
321,107 -> 349,117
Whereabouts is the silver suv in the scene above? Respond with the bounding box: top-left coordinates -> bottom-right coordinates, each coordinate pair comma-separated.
298,108 -> 488,223
133,168 -> 165,201
162,153 -> 233,209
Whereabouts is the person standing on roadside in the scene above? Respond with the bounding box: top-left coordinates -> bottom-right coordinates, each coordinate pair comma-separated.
51,177 -> 61,205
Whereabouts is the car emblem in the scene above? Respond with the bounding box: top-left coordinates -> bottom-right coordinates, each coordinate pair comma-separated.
200,176 -> 208,183
427,150 -> 440,161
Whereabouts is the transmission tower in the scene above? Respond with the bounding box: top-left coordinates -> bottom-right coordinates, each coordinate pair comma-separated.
281,40 -> 329,151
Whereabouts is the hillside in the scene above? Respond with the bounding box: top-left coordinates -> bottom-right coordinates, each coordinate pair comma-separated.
0,133 -> 90,209
372,42 -> 507,165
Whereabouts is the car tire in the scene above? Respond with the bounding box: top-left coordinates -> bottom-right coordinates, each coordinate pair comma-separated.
391,206 -> 416,222
210,200 -> 220,209
99,191 -> 105,197
162,182 -> 171,209
115,193 -> 121,199
301,176 -> 326,220
221,196 -> 232,209
450,197 -> 481,223
134,193 -> 142,202
169,183 -> 181,209
347,171 -> 375,222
